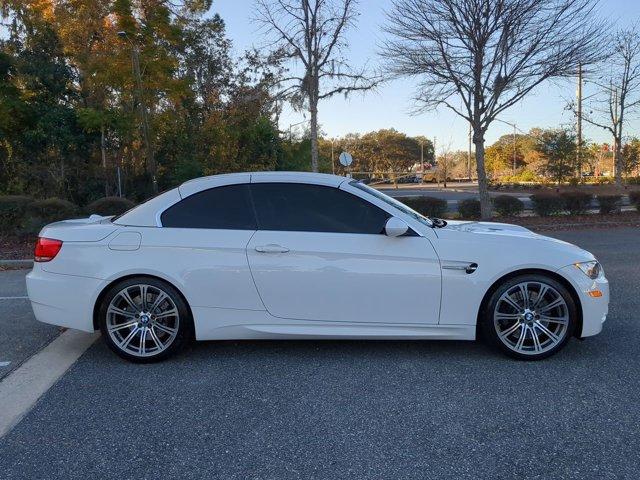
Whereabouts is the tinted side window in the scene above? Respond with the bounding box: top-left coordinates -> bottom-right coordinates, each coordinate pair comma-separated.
251,183 -> 389,234
161,184 -> 256,230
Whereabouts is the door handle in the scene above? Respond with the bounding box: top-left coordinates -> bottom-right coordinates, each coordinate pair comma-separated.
255,244 -> 290,253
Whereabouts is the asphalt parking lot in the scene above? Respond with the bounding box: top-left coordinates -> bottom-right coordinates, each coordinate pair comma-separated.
0,270 -> 60,381
0,228 -> 639,479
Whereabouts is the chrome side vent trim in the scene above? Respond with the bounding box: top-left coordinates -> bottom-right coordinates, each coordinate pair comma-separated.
442,262 -> 478,274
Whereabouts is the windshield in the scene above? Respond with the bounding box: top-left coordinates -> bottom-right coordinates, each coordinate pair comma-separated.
350,181 -> 434,228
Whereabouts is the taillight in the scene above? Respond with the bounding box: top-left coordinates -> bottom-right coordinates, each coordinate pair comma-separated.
34,237 -> 63,262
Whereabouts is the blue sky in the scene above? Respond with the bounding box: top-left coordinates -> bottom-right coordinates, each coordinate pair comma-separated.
213,0 -> 640,150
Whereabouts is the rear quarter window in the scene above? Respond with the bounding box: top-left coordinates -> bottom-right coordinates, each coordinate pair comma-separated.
160,184 -> 257,230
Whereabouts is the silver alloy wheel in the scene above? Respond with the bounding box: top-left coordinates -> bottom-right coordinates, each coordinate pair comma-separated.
106,284 -> 180,358
493,281 -> 569,356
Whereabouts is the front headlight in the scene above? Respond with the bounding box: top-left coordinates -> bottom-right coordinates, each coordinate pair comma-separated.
574,261 -> 602,279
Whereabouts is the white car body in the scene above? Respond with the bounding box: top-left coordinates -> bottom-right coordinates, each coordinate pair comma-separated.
26,172 -> 609,345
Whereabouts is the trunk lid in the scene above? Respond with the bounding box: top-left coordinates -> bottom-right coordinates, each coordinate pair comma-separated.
39,215 -> 118,242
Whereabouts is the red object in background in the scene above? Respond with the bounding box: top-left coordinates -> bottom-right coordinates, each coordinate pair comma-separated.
34,237 -> 63,262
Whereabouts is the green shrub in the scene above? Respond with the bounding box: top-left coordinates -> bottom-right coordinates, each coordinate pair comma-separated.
597,194 -> 622,214
591,176 -> 613,185
23,198 -> 78,234
499,170 -> 539,184
568,177 -> 580,186
85,196 -> 135,217
630,191 -> 640,211
458,198 -> 481,219
530,193 -> 564,217
492,195 -> 524,217
0,195 -> 33,234
559,191 -> 592,215
398,196 -> 448,218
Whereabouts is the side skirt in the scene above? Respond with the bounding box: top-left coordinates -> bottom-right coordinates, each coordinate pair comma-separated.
192,307 -> 476,341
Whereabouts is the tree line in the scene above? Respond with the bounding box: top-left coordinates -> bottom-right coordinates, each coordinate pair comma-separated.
0,0 -> 288,204
483,128 -> 640,184
2,0 -> 639,220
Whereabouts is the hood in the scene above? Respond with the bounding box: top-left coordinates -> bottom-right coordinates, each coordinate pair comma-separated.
443,220 -> 573,244
444,219 -> 532,232
441,220 -> 593,256
435,220 -> 595,267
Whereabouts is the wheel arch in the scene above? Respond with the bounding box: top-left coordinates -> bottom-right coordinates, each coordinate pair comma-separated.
475,268 -> 583,339
92,273 -> 194,333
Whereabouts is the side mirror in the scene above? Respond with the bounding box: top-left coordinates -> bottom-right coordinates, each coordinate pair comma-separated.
384,217 -> 409,237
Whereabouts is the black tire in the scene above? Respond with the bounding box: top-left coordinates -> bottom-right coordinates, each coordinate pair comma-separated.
98,277 -> 193,363
481,274 -> 577,360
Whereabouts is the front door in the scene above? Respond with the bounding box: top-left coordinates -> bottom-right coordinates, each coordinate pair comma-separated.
246,182 -> 441,324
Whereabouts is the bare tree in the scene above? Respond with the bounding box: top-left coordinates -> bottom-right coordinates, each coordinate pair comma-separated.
436,141 -> 455,188
579,28 -> 640,186
384,0 -> 605,218
255,0 -> 378,172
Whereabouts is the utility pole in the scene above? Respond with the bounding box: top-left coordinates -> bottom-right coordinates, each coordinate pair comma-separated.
433,136 -> 438,186
512,123 -> 517,176
467,122 -> 472,181
420,140 -> 424,184
118,31 -> 157,194
577,64 -> 583,177
613,86 -> 619,180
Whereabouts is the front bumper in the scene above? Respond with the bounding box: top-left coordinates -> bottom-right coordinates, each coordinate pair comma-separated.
26,265 -> 102,332
558,265 -> 609,337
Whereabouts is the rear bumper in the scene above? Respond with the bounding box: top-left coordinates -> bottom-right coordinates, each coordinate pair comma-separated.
558,265 -> 609,338
26,265 -> 102,332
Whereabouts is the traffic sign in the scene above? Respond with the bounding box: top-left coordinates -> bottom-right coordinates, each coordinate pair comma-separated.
339,152 -> 353,167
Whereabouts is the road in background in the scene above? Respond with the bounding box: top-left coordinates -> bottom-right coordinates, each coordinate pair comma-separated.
0,228 -> 638,479
376,183 -> 633,213
377,183 -> 531,211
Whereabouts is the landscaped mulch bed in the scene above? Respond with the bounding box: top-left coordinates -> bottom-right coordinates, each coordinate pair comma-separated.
492,184 -> 640,196
0,236 -> 34,260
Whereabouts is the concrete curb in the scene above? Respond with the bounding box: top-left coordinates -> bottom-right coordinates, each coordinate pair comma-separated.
0,259 -> 33,269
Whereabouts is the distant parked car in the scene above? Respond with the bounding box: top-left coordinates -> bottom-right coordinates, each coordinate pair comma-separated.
27,172 -> 608,362
398,175 -> 419,184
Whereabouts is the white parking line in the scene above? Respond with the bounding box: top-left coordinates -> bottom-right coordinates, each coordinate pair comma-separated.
0,361 -> 10,367
0,296 -> 29,300
0,330 -> 99,438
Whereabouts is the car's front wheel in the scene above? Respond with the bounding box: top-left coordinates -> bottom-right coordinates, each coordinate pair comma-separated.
482,274 -> 577,360
98,277 -> 192,363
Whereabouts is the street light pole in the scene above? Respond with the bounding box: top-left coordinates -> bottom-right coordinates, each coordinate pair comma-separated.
288,120 -> 306,142
118,31 -> 157,194
331,138 -> 335,174
495,118 -> 521,177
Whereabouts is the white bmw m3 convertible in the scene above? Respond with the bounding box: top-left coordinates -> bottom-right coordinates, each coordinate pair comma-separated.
26,172 -> 609,362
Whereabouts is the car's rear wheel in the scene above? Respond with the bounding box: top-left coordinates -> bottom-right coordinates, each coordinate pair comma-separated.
98,277 -> 192,363
482,274 -> 577,360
